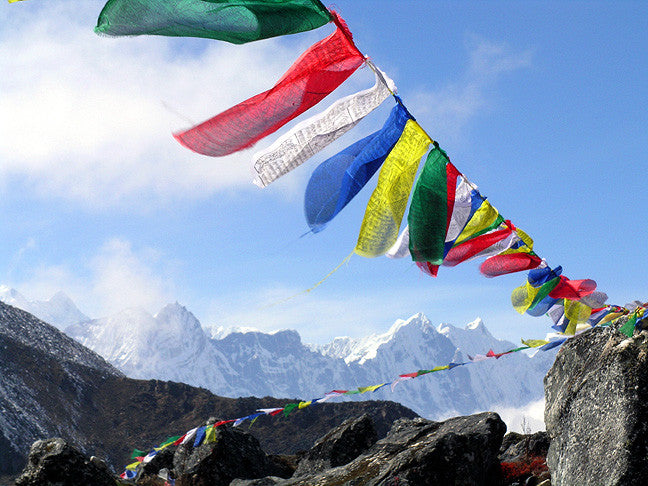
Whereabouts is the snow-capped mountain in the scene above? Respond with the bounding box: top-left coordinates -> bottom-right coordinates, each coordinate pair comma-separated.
67,303 -> 237,396
0,286 -> 88,330
65,305 -> 556,422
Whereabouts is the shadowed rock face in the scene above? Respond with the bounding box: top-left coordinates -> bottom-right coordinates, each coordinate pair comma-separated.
293,413 -> 377,477
233,412 -> 507,486
545,325 -> 648,486
173,425 -> 293,486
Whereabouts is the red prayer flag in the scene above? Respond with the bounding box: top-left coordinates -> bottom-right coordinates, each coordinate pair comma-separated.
213,419 -> 236,427
442,221 -> 514,267
400,372 -> 419,378
174,12 -> 364,156
416,261 -> 439,277
479,252 -> 542,277
548,276 -> 597,300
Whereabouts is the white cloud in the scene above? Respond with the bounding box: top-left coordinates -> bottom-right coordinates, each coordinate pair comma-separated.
7,237 -> 177,318
6,237 -> 37,278
493,398 -> 546,433
0,4 -> 532,208
410,37 -> 532,142
88,238 -> 177,315
0,2 -> 320,207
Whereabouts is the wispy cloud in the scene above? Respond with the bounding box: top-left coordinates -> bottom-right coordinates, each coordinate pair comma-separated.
410,36 -> 533,142
7,238 -> 177,317
0,2 -> 317,208
6,238 -> 37,278
492,398 -> 545,433
88,238 -> 177,314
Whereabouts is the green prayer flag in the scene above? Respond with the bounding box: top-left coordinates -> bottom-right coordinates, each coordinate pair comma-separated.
619,314 -> 637,337
408,146 -> 448,264
130,448 -> 145,459
158,435 -> 181,448
529,277 -> 560,310
95,0 -> 332,44
283,403 -> 299,417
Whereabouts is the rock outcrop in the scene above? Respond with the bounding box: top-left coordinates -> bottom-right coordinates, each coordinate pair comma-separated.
14,438 -> 115,486
15,412 -> 511,486
292,413 -> 377,477
545,325 -> 648,485
234,412 -> 506,485
172,424 -> 293,486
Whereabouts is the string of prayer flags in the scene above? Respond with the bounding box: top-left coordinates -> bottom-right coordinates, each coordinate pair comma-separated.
253,62 -> 396,188
174,12 -> 364,156
305,102 -> 410,232
95,0 -> 332,44
355,119 -> 432,257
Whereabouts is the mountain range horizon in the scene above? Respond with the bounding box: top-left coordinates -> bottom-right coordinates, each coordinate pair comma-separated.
0,284 -> 554,434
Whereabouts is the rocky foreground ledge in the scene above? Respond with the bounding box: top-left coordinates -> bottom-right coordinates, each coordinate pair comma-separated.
12,412 -> 550,486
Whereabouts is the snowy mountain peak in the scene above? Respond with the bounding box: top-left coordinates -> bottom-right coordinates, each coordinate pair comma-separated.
209,325 -> 263,340
386,312 -> 431,337
155,302 -> 203,333
320,313 -> 440,365
0,285 -> 88,329
466,317 -> 484,330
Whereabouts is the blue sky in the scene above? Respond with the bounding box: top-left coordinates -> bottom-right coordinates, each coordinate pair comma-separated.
0,1 -> 646,344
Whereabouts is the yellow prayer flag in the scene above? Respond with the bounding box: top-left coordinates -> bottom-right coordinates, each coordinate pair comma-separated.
564,299 -> 592,325
126,462 -> 141,471
432,365 -> 450,372
600,311 -> 625,325
358,383 -> 386,393
521,339 -> 550,348
204,426 -> 217,444
298,401 -> 312,409
511,281 -> 540,314
500,228 -> 534,255
454,200 -> 500,246
355,120 -> 431,257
